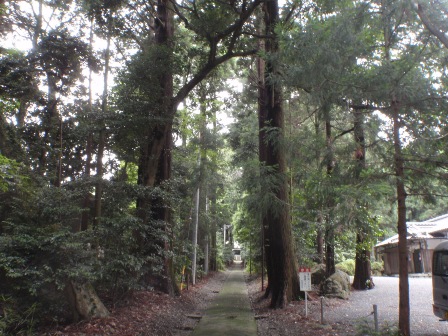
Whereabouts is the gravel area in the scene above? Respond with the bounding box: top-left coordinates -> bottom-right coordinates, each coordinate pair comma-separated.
248,275 -> 448,335
324,276 -> 448,335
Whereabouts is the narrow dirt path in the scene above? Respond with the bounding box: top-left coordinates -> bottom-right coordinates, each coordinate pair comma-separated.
190,265 -> 257,336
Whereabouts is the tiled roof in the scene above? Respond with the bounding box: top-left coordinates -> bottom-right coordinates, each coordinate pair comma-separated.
375,214 -> 448,248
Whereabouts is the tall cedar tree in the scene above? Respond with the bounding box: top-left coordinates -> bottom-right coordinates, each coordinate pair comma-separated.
383,3 -> 410,334
136,0 -> 179,296
261,0 -> 300,308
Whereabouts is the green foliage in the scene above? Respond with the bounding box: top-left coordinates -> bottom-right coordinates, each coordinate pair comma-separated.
2,1 -> 448,334
0,177 -> 161,326
0,155 -> 24,192
336,259 -> 356,276
187,1 -> 237,37
0,49 -> 37,100
37,28 -> 92,92
356,320 -> 399,336
0,295 -> 39,336
371,260 -> 384,275
222,245 -> 234,266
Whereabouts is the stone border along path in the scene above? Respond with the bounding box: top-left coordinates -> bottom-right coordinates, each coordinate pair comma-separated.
190,265 -> 258,336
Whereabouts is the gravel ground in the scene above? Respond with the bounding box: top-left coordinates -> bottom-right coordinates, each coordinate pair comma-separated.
248,275 -> 448,335
324,276 -> 448,335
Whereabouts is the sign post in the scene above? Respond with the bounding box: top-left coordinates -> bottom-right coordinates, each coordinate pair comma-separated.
299,267 -> 312,317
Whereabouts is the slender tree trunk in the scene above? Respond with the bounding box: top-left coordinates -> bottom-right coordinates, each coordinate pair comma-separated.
383,3 -> 410,333
32,0 -> 43,50
393,102 -> 410,336
209,118 -> 218,272
35,0 -> 59,186
415,2 -> 448,48
32,0 -> 60,186
316,226 -> 324,264
263,0 -> 300,308
192,187 -> 199,285
352,108 -> 371,290
80,19 -> 95,232
93,27 -> 111,229
313,115 -> 324,264
324,106 -> 335,278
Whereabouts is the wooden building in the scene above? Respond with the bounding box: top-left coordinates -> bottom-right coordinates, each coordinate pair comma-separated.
375,214 -> 448,275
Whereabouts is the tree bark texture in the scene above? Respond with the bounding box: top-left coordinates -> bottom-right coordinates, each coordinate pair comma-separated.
324,106 -> 336,278
352,108 -> 371,290
136,0 -> 179,296
313,115 -> 324,264
257,11 -> 273,298
393,102 -> 410,336
209,117 -> 218,272
198,87 -> 209,276
325,227 -> 336,277
383,4 -> 410,333
262,0 -> 300,308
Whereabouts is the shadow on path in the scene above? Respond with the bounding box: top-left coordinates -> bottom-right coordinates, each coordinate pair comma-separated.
190,264 -> 257,336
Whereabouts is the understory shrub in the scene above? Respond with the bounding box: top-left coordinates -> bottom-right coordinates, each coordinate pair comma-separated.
356,319 -> 399,335
0,180 -> 162,334
336,259 -> 356,276
371,260 -> 384,275
0,296 -> 39,336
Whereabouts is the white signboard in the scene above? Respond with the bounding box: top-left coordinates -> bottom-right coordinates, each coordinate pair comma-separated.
299,267 -> 312,291
299,267 -> 312,317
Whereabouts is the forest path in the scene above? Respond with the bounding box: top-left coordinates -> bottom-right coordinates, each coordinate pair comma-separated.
190,263 -> 257,336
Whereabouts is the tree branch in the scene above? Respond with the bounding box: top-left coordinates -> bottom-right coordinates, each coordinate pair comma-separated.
415,2 -> 448,48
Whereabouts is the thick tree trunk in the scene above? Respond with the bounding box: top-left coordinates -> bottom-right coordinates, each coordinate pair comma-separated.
325,227 -> 336,277
352,108 -> 371,290
262,0 -> 300,308
17,98 -> 29,129
136,0 -> 178,296
353,233 -> 371,289
154,122 -> 180,296
316,227 -> 324,264
198,88 -> 208,276
0,117 -> 7,156
257,14 -> 273,297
